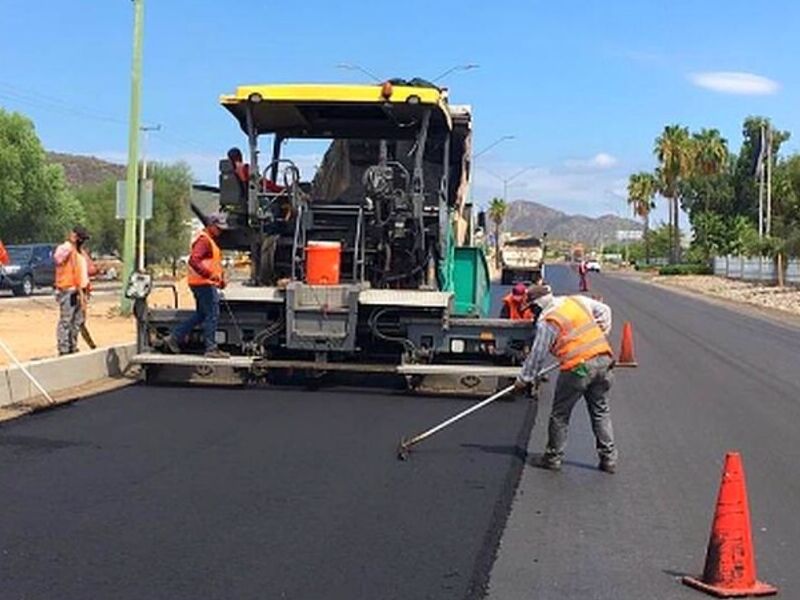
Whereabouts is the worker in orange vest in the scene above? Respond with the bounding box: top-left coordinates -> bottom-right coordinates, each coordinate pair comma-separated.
53,225 -> 91,355
515,284 -> 617,473
578,260 -> 589,292
0,239 -> 9,266
500,282 -> 534,320
164,213 -> 229,358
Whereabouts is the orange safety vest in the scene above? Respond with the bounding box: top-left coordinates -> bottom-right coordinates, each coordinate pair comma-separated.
55,244 -> 81,291
502,294 -> 534,321
545,296 -> 612,371
187,230 -> 223,287
0,240 -> 8,266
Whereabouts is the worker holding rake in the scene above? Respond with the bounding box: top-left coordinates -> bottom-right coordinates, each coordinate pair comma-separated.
515,285 -> 617,473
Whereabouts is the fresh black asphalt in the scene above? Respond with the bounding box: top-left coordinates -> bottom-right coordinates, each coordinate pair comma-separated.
0,363 -> 534,599
4,267 -> 799,599
486,265 -> 800,599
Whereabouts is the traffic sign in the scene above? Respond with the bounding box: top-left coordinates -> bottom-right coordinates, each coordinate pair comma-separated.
116,179 -> 153,220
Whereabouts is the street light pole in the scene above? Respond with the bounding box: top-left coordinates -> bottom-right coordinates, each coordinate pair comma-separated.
335,63 -> 382,82
473,135 -> 515,161
431,63 -> 479,82
121,0 -> 144,313
484,165 -> 536,203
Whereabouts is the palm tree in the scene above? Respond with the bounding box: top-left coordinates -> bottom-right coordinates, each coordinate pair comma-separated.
655,125 -> 694,263
693,128 -> 728,176
627,172 -> 658,263
692,129 -> 729,261
488,197 -> 508,268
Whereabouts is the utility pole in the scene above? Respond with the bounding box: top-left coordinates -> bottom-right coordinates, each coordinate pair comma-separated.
121,0 -> 144,313
758,124 -> 765,239
766,124 -> 772,237
138,124 -> 161,271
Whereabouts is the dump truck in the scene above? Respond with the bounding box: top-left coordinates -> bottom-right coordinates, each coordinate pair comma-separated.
500,235 -> 545,284
129,81 -> 533,395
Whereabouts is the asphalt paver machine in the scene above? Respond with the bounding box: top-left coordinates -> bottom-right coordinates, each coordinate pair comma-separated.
130,81 -> 533,394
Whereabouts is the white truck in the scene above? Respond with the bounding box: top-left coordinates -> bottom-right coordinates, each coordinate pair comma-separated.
500,236 -> 544,284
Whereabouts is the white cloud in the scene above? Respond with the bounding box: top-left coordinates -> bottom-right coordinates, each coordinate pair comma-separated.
689,71 -> 780,96
563,152 -> 619,170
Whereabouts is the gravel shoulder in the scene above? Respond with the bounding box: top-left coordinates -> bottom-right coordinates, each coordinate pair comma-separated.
607,269 -> 800,327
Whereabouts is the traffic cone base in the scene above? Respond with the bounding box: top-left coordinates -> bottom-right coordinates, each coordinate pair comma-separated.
682,575 -> 777,598
616,321 -> 638,367
682,452 -> 778,598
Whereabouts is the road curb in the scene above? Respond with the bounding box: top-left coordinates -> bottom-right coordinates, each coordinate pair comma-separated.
0,343 -> 137,409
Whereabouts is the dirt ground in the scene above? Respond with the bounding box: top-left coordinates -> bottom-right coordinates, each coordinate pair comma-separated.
0,279 -> 195,368
651,274 -> 800,316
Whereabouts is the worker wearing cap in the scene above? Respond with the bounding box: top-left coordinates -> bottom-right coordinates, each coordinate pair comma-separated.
500,282 -> 535,320
53,225 -> 90,355
165,213 -> 229,358
515,284 -> 617,473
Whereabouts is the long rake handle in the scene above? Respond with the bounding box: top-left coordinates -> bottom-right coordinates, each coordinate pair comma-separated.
402,362 -> 560,451
404,384 -> 516,449
0,338 -> 55,405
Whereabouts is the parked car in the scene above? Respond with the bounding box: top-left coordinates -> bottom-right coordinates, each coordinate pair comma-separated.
585,259 -> 602,273
0,244 -> 57,296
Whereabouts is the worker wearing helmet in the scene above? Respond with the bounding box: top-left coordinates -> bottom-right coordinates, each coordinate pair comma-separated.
500,282 -> 534,320
164,213 -> 229,358
515,284 -> 617,473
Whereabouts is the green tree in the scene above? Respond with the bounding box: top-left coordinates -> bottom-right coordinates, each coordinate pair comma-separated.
693,128 -> 728,176
74,161 -> 192,263
0,109 -> 84,243
144,162 -> 192,265
487,197 -> 507,268
75,179 -> 122,255
655,125 -> 694,263
626,171 -> 657,263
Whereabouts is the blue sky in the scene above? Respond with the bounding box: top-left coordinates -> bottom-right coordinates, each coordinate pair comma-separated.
2,0 -> 798,225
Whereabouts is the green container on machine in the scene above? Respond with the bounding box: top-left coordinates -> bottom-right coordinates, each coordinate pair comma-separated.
452,247 -> 491,317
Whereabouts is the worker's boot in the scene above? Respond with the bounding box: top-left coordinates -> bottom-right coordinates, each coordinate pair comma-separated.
162,335 -> 181,354
532,454 -> 562,472
598,458 -> 617,474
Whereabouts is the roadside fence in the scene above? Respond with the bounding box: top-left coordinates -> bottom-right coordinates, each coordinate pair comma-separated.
713,256 -> 800,285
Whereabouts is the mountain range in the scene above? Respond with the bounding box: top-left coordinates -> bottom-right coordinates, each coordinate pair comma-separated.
46,153 -> 642,247
502,200 -> 642,247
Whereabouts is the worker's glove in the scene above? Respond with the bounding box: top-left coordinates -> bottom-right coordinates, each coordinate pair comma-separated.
513,378 -> 529,394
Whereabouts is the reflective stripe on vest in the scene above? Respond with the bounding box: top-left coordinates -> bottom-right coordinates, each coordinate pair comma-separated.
55,246 -> 80,291
545,296 -> 612,371
187,230 -> 223,287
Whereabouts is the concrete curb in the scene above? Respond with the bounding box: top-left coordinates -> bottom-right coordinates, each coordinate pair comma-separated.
0,343 -> 137,408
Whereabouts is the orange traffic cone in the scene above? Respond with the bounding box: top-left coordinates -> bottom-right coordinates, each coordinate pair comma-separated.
616,321 -> 638,367
683,452 -> 777,597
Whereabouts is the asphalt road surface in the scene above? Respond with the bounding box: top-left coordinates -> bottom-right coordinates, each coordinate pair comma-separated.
486,265 -> 800,599
0,371 -> 534,599
3,266 -> 799,599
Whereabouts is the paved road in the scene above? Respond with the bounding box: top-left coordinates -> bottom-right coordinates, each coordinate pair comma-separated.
0,369 -> 534,599
487,265 -> 800,599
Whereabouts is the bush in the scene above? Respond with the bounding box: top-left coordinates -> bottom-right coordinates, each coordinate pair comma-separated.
633,263 -> 659,272
658,264 -> 713,276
